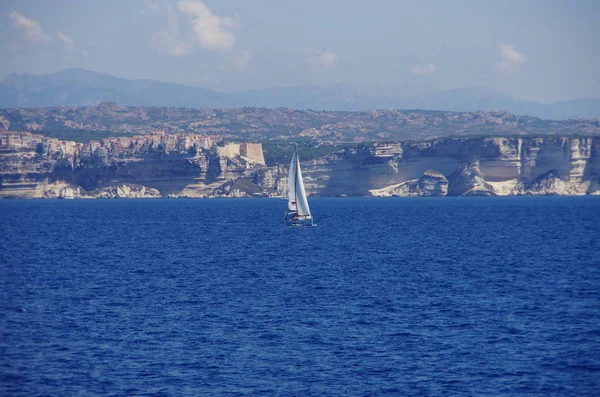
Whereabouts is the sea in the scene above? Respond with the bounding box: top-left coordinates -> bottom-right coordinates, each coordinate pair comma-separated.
1,197 -> 599,396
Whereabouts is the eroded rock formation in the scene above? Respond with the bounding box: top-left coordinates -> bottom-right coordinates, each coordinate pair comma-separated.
369,170 -> 448,197
363,137 -> 600,196
1,131 -> 599,198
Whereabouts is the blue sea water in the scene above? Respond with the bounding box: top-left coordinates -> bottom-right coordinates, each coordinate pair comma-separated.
1,197 -> 599,396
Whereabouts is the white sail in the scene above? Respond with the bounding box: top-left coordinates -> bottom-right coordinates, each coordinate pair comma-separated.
285,146 -> 314,226
287,149 -> 297,211
294,151 -> 311,216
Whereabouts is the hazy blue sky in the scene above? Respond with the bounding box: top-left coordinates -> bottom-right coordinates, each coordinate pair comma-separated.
1,0 -> 598,102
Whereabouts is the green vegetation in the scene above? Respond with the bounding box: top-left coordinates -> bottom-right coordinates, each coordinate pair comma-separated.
262,141 -> 347,166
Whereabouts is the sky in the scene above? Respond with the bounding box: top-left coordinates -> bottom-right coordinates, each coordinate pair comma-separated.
1,0 -> 599,103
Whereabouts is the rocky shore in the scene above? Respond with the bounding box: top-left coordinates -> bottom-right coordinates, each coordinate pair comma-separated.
1,131 -> 598,198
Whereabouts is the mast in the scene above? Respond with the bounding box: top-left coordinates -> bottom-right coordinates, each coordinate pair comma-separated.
294,145 -> 298,210
287,145 -> 297,211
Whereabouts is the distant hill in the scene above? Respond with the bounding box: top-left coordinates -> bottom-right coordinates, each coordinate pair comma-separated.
2,102 -> 599,143
1,68 -> 599,119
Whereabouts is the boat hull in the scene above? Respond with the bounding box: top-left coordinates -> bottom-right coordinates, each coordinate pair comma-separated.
285,211 -> 314,227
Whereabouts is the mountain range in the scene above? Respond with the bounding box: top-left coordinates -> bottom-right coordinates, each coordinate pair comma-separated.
1,68 -> 599,120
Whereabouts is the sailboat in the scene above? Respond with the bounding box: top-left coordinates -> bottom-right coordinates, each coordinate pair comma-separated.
285,145 -> 315,226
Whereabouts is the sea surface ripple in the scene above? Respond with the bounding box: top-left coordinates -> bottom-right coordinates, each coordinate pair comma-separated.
1,197 -> 599,396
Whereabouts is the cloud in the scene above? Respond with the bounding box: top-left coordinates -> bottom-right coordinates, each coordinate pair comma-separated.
412,63 -> 436,76
177,1 -> 238,52
55,30 -> 86,57
152,1 -> 241,56
497,43 -> 526,74
153,3 -> 194,57
9,11 -> 50,43
230,50 -> 251,69
308,51 -> 339,71
56,30 -> 75,47
9,10 -> 87,58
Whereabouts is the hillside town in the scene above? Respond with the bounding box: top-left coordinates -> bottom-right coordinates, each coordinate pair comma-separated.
0,130 -> 221,157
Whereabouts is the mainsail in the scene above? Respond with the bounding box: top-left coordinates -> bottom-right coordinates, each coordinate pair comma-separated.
287,149 -> 297,211
294,153 -> 311,216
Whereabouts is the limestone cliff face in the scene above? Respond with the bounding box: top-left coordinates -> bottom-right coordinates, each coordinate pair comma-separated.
314,137 -> 600,197
0,131 -> 267,199
252,165 -> 288,197
447,161 -> 497,196
1,132 -> 599,198
369,170 -> 448,197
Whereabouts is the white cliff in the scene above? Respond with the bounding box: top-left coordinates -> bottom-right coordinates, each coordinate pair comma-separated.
363,136 -> 600,197
2,131 -> 599,198
370,170 -> 448,197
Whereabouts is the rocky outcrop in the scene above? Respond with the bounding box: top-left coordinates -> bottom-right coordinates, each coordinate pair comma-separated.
37,182 -> 86,199
90,184 -> 162,199
16,181 -> 161,199
447,161 -> 497,196
524,170 -> 591,196
370,170 -> 448,197
0,116 -> 10,131
2,132 -> 599,198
